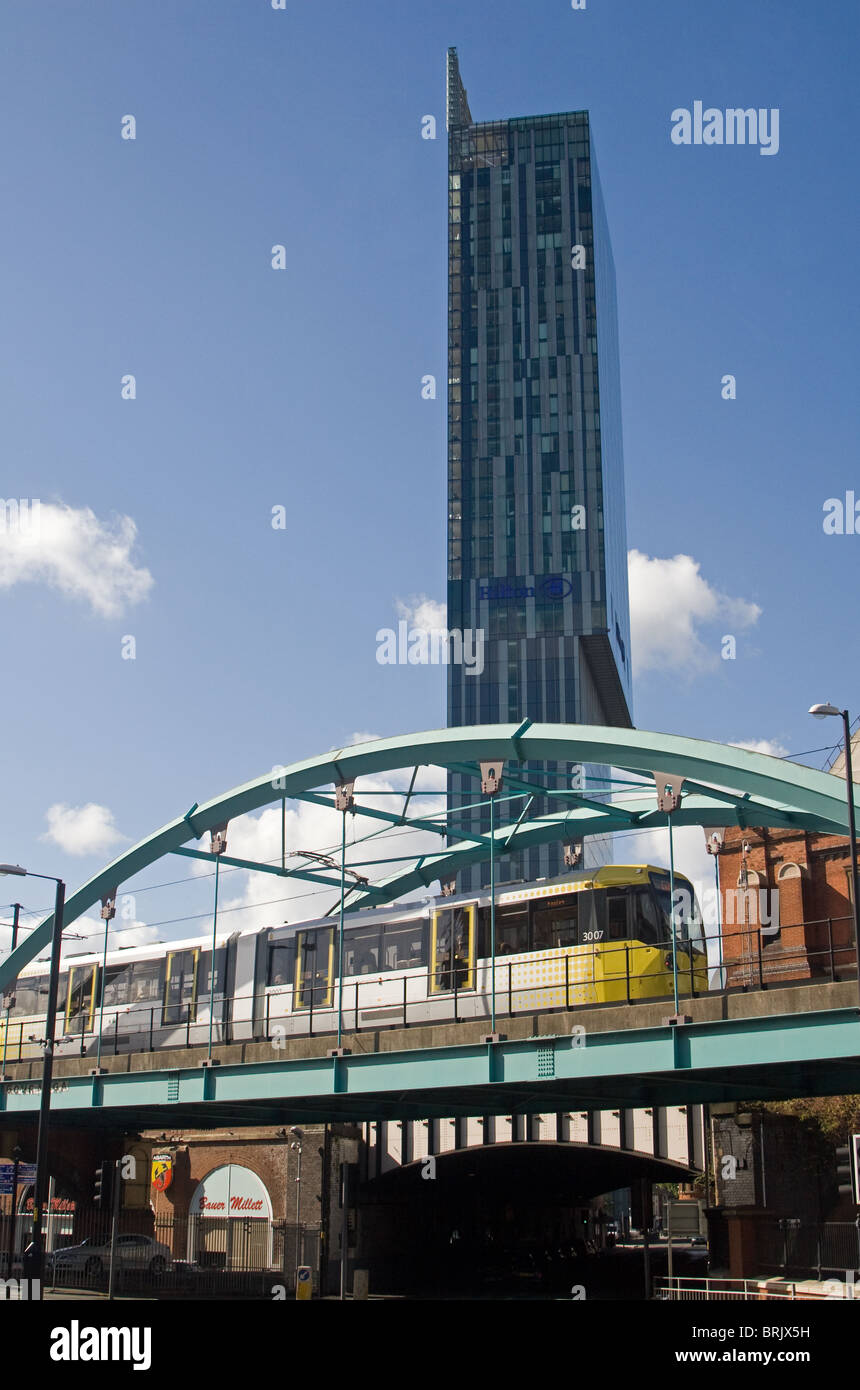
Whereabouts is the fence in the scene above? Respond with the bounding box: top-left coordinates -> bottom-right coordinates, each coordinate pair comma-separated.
0,1207 -> 322,1299
656,1277 -> 814,1301
757,1220 -> 860,1279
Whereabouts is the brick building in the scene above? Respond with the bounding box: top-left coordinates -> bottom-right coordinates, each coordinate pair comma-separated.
716,824 -> 858,988
137,1122 -> 360,1287
0,1119 -> 360,1293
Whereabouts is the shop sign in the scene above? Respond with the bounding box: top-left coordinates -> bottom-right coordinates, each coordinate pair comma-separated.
189,1164 -> 271,1219
151,1153 -> 174,1193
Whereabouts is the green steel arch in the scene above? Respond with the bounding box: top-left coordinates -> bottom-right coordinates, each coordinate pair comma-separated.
2,720 -> 856,991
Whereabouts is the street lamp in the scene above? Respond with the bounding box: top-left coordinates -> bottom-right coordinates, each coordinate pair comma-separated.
0,865 -> 66,1299
809,705 -> 860,1006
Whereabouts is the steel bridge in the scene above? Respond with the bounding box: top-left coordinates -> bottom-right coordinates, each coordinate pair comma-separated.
1,722 -> 859,1128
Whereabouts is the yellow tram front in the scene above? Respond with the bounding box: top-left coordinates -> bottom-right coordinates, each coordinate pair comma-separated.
429,864 -> 709,1011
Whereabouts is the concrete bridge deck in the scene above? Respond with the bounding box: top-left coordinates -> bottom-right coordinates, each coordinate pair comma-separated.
1,981 -> 857,1131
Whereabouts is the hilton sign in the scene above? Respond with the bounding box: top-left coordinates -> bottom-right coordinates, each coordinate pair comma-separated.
478,576 -> 573,603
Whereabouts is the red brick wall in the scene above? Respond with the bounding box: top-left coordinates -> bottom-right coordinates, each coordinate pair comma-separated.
717,827 -> 857,985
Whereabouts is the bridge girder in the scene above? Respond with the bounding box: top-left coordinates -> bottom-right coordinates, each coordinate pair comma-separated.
2,721 -> 855,990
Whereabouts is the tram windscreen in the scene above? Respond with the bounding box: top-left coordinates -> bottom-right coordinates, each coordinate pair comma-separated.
650,873 -> 705,955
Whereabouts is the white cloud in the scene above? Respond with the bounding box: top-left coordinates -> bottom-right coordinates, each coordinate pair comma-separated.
617,823 -> 714,891
628,550 -> 761,677
729,738 -> 789,758
42,802 -> 128,856
106,922 -> 160,950
394,594 -> 447,632
188,759 -> 449,934
57,917 -> 160,961
0,501 -> 153,617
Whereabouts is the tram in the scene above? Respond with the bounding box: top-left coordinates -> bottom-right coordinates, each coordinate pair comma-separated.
0,864 -> 707,1061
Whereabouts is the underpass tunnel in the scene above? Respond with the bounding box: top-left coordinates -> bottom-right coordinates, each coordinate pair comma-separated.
355,1142 -> 695,1295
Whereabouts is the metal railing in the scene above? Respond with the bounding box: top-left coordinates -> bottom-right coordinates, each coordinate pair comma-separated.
0,915 -> 856,1064
656,1276 -> 805,1300
758,1219 -> 860,1278
0,1207 -> 322,1297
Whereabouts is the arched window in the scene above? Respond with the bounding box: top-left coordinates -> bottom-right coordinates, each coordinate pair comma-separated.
777,862 -> 803,881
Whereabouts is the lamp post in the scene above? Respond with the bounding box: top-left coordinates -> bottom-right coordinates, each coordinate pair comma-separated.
1,903 -> 22,1078
809,704 -> 860,1006
0,866 -> 66,1299
206,825 -> 228,1060
290,1127 -> 303,1280
479,763 -> 503,1036
653,776 -> 684,1016
4,1144 -> 22,1276
704,830 -> 727,990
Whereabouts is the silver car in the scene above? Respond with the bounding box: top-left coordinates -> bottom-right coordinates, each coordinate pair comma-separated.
48,1233 -> 171,1276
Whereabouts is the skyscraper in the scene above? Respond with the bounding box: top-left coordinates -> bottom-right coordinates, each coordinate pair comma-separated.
445,49 -> 633,890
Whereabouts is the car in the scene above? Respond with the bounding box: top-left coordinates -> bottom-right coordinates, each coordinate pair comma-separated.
47,1234 -> 172,1277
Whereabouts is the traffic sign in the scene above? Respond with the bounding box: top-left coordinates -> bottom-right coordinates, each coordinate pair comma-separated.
667,1200 -> 704,1236
0,1162 -> 37,1194
295,1265 -> 312,1301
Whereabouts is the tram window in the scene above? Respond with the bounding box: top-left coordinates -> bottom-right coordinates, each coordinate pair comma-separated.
630,887 -> 662,945
267,943 -> 293,987
686,891 -> 706,956
295,928 -> 333,1008
343,927 -> 381,977
163,949 -> 198,1025
102,962 -> 133,1007
495,905 -> 529,956
66,964 -> 97,1032
434,907 -> 472,990
198,948 -> 227,1006
649,874 -> 673,941
129,959 -> 163,1004
102,959 -> 161,1008
671,880 -> 705,955
9,976 -> 50,1017
381,921 -> 426,970
606,891 -> 629,941
532,898 -> 580,950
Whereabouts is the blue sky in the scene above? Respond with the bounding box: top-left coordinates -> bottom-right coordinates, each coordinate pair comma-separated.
1,0 -> 858,952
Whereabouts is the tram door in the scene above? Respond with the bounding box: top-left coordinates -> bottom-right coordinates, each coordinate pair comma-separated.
430,905 -> 476,994
294,928 -> 334,1009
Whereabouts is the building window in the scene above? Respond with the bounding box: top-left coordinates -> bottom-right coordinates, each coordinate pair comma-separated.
776,862 -> 803,881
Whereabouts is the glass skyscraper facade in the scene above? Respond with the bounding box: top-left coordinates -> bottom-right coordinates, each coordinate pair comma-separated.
445,49 -> 633,891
